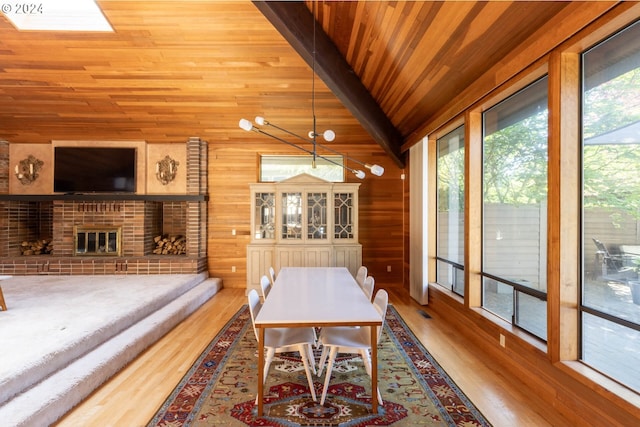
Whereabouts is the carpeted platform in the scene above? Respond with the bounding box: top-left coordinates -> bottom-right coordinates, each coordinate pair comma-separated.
0,273 -> 222,427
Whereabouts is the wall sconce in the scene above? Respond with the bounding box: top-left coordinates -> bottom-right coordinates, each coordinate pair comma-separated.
155,155 -> 179,185
14,155 -> 44,185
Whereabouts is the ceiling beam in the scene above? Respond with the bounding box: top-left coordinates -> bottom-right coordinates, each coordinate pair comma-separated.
253,0 -> 406,169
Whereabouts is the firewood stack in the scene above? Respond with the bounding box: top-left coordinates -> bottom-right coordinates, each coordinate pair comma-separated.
153,234 -> 187,255
21,239 -> 53,255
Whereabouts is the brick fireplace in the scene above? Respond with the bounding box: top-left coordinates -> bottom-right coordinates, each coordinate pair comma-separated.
0,138 -> 208,275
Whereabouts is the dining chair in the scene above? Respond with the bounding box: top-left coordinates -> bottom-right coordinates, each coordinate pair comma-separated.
317,289 -> 389,405
269,266 -> 277,286
355,265 -> 367,288
362,275 -> 375,301
247,289 -> 318,402
259,274 -> 272,301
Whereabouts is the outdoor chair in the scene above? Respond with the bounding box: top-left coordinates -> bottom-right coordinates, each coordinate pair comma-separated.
592,238 -> 637,281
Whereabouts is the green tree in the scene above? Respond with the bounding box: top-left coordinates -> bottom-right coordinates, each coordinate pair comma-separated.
583,68 -> 640,217
437,145 -> 465,212
483,110 -> 548,205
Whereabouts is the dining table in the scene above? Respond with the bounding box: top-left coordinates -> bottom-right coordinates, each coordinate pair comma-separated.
254,266 -> 383,415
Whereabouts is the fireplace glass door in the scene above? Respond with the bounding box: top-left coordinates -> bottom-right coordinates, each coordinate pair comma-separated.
74,226 -> 122,256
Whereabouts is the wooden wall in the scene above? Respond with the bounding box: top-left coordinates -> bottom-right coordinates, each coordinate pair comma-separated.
207,138 -> 405,289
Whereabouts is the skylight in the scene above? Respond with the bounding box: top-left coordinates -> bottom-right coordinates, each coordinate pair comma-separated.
2,0 -> 113,32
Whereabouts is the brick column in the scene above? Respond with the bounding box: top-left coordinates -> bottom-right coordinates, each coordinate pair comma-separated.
0,140 -> 8,195
0,141 -> 7,257
186,137 -> 208,259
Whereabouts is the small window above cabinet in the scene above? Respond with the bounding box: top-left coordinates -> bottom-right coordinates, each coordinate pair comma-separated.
249,173 -> 360,245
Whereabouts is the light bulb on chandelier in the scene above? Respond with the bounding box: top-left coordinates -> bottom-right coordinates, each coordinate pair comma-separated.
308,129 -> 335,142
239,118 -> 253,132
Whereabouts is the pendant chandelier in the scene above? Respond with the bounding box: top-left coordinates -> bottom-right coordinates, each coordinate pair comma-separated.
239,2 -> 384,180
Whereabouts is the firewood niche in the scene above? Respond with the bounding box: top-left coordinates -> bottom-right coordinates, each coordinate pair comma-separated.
21,239 -> 54,256
153,234 -> 186,255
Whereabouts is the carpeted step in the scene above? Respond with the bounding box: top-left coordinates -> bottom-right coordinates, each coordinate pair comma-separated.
0,273 -> 208,407
0,277 -> 222,427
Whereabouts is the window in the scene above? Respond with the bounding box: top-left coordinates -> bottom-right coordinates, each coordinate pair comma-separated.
581,20 -> 640,392
482,77 -> 549,340
260,155 -> 344,182
436,126 -> 465,295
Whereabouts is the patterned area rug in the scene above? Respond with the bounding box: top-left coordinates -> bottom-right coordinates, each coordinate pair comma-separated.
147,305 -> 491,426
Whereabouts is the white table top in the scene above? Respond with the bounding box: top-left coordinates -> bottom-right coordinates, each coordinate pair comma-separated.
255,267 -> 382,327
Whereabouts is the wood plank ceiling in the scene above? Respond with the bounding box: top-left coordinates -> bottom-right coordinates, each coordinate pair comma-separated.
0,1 -> 610,170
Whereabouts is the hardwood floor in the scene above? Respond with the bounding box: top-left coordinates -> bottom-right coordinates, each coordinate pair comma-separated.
55,286 -> 574,427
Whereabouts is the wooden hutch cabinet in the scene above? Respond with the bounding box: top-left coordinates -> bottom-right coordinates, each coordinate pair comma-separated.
246,173 -> 362,293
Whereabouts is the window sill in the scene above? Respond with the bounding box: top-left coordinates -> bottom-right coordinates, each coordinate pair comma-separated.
558,361 -> 640,412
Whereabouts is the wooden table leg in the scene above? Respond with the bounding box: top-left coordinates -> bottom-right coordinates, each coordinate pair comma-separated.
257,326 -> 265,415
371,325 -> 378,413
0,286 -> 6,311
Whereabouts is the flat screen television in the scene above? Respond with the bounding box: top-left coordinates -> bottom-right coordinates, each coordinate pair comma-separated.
54,147 -> 137,193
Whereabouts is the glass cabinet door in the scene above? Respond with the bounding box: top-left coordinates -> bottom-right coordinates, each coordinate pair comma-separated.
254,192 -> 275,240
334,192 -> 354,239
307,192 -> 327,240
282,192 -> 302,240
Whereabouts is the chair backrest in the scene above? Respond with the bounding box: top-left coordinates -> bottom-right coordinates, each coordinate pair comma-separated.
260,275 -> 272,300
593,238 -> 624,271
247,289 -> 262,341
269,266 -> 277,285
592,238 -> 610,255
362,275 -> 375,301
355,266 -> 367,287
372,289 -> 389,341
